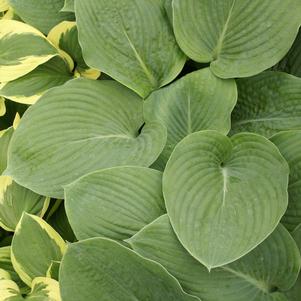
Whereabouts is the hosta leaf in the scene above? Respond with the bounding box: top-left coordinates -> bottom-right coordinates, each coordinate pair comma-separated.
231,72 -> 301,137
61,0 -> 74,13
60,238 -> 199,301
26,277 -> 61,301
0,97 -> 5,116
75,0 -> 186,98
0,56 -> 73,105
163,130 -> 289,269
129,215 -> 301,301
11,213 -> 66,286
271,131 -> 301,231
0,278 -> 22,301
65,166 -> 165,241
0,20 -> 58,82
144,68 -> 237,169
47,21 -> 100,79
0,0 -> 8,12
5,79 -> 166,198
285,224 -> 301,301
0,246 -> 25,290
48,202 -> 75,243
274,30 -> 301,78
8,0 -> 74,34
0,127 -> 13,174
46,261 -> 60,281
173,0 -> 301,78
0,176 -> 49,231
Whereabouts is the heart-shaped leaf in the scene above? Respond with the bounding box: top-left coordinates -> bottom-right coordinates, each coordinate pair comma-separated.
60,237 -> 199,301
0,176 -> 49,231
271,131 -> 301,231
65,166 -> 165,241
75,0 -> 186,98
163,130 -> 289,268
173,0 -> 301,78
0,20 -> 58,82
8,0 -> 74,34
0,56 -> 73,105
144,68 -> 237,169
5,79 -> 166,198
11,213 -> 66,286
231,72 -> 301,137
129,215 -> 301,301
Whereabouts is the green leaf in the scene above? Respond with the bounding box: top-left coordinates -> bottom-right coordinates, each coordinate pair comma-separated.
0,97 -> 5,116
11,213 -> 66,286
61,0 -> 74,12
285,224 -> 301,301
65,166 -> 165,241
0,246 -> 26,291
163,130 -> 289,269
75,0 -> 186,98
129,215 -> 301,301
173,0 -> 301,78
47,21 -> 100,79
144,68 -> 237,169
8,0 -> 74,34
270,131 -> 301,231
0,278 -> 22,301
46,261 -> 60,281
5,79 -> 166,198
60,237 -> 199,301
0,20 -> 58,82
273,30 -> 301,78
0,56 -> 73,105
48,202 -> 75,243
0,176 -> 49,231
231,72 -> 301,137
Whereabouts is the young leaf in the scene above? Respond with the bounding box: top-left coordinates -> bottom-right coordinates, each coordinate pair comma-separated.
173,0 -> 301,78
11,213 -> 66,286
271,131 -> 301,231
0,20 -> 58,82
0,176 -> 49,231
0,56 -> 73,105
144,68 -> 237,169
75,0 -> 186,98
129,215 -> 301,301
5,79 -> 166,198
8,0 -> 74,34
65,166 -> 165,241
60,238 -> 199,301
163,130 -> 289,269
231,72 -> 301,137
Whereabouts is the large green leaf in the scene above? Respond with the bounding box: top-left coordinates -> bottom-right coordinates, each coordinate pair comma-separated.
5,79 -> 166,198
271,131 -> 301,231
0,176 -> 49,231
65,166 -> 165,241
0,20 -> 58,82
274,30 -> 301,78
11,213 -> 66,286
60,237 -> 199,301
173,0 -> 301,78
285,224 -> 301,301
8,0 -> 74,34
75,0 -> 186,98
129,215 -> 301,301
0,56 -> 73,105
163,130 -> 289,269
144,68 -> 237,169
61,0 -> 74,12
231,72 -> 301,137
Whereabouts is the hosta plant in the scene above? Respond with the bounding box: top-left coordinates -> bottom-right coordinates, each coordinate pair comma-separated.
1,0 -> 301,300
